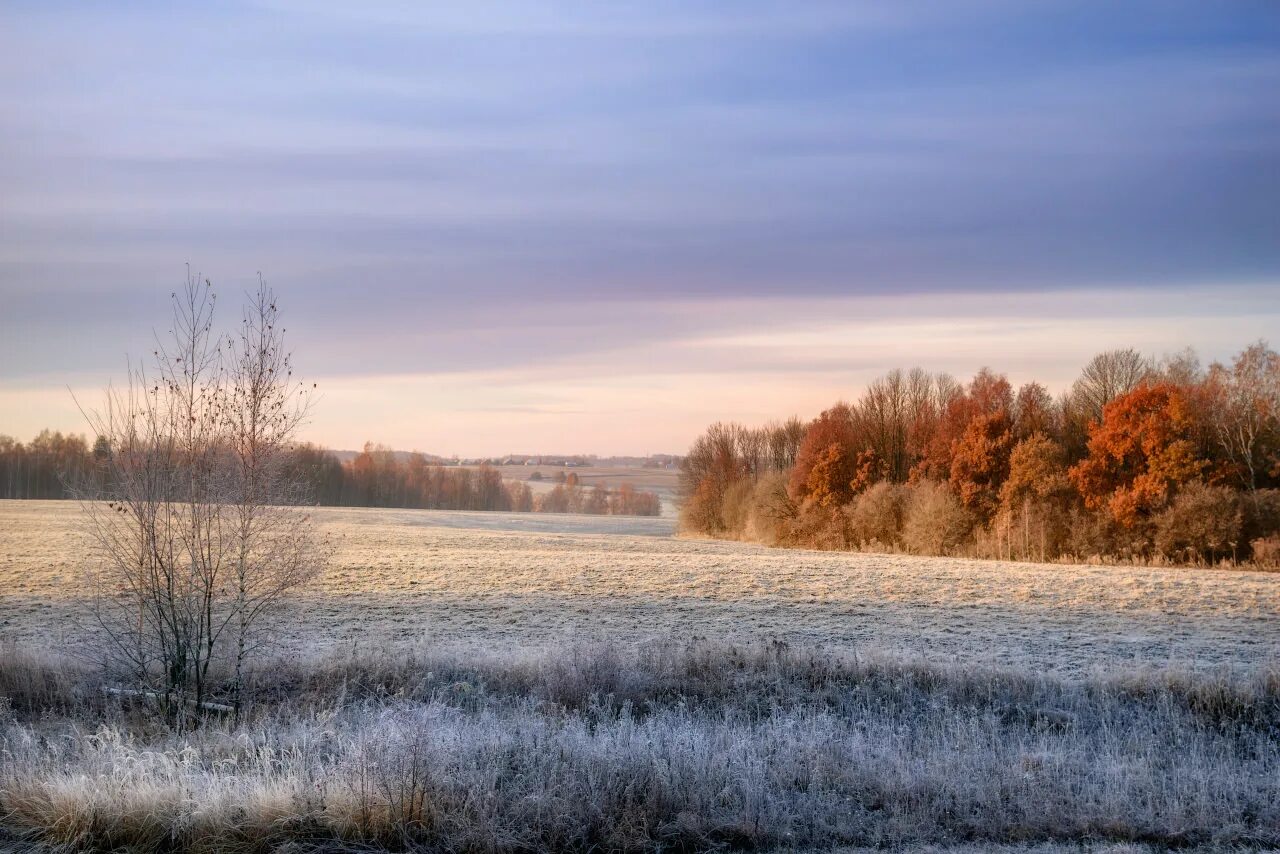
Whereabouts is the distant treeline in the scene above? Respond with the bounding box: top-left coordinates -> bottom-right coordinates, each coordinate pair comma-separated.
291,443 -> 661,515
0,437 -> 662,517
680,343 -> 1280,566
0,432 -> 99,500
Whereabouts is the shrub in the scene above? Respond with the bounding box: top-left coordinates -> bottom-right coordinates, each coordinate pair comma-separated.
1154,482 -> 1243,563
719,478 -> 755,536
680,479 -> 725,534
745,471 -> 794,545
508,481 -> 534,512
846,482 -> 907,548
1251,535 -> 1280,567
902,481 -> 973,555
610,483 -> 662,517
1067,507 -> 1156,562
784,504 -> 848,549
1240,490 -> 1280,566
1243,489 -> 1280,540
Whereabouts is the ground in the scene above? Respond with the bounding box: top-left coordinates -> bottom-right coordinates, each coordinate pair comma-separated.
2,499 -> 1276,673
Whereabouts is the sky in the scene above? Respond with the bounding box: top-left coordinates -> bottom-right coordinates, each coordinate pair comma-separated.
2,1 -> 1278,456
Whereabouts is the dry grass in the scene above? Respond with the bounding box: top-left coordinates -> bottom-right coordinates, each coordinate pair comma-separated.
1,640 -> 1278,853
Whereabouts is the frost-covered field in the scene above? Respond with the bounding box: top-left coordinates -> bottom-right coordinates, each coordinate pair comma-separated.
2,499 -> 1280,852
1,499 -> 1278,672
4,640 -> 1278,853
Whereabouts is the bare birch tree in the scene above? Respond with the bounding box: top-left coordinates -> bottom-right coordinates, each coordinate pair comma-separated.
76,276 -> 228,728
222,279 -> 326,718
1208,342 -> 1280,504
75,273 -> 326,727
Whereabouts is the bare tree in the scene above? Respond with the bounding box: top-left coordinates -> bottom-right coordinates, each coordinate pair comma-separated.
1069,348 -> 1152,426
222,279 -> 327,719
76,276 -> 228,728
1207,342 -> 1280,502
1157,346 -> 1204,388
75,274 -> 326,727
857,369 -> 909,481
905,369 -> 960,470
765,417 -> 805,472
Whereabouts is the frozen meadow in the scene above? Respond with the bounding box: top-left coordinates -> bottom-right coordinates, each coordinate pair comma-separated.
2,500 -> 1276,673
1,499 -> 1278,852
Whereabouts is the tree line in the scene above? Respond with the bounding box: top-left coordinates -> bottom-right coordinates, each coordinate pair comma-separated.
287,443 -> 661,516
680,344 -> 1280,566
0,435 -> 662,517
0,430 -> 99,499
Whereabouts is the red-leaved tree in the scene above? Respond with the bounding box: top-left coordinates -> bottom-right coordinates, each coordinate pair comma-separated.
1069,383 -> 1209,527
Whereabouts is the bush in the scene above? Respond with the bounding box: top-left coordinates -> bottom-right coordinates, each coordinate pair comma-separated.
1243,489 -> 1280,539
1242,490 -> 1280,566
902,481 -> 973,555
1251,535 -> 1280,567
745,471 -> 794,545
787,503 -> 849,550
1154,482 -> 1244,563
1068,507 -> 1158,562
679,479 -> 722,534
846,482 -> 907,549
719,478 -> 755,536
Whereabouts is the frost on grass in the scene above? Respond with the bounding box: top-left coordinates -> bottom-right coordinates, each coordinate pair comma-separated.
2,501 -> 1276,674
1,500 -> 1278,851
1,641 -> 1278,852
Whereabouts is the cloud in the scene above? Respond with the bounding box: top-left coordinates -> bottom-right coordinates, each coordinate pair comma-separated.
2,1 -> 1278,451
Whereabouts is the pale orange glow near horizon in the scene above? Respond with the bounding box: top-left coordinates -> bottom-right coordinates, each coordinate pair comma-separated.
3,285 -> 1276,457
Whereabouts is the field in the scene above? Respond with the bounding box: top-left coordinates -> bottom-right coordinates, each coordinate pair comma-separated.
2,500 -> 1276,672
491,463 -> 679,494
2,499 -> 1279,852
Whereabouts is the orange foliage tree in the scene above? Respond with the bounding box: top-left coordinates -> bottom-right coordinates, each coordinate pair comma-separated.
1069,383 -> 1209,527
1012,382 -> 1056,440
789,404 -> 862,508
914,368 -> 1012,481
948,410 -> 1015,520
999,433 -> 1075,559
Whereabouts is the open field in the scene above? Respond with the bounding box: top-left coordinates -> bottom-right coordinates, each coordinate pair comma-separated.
490,463 -> 681,514
490,463 -> 680,494
2,499 -> 1280,852
2,500 -> 1278,672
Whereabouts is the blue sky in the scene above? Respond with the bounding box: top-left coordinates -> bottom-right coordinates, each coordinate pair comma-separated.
2,2 -> 1278,454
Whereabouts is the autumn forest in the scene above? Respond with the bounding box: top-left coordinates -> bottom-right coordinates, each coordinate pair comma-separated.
679,343 -> 1280,565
